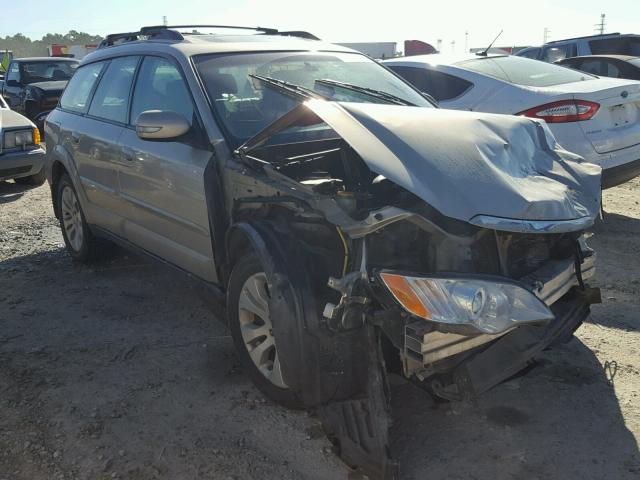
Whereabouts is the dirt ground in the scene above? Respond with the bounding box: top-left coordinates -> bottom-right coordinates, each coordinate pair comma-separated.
1,178 -> 639,480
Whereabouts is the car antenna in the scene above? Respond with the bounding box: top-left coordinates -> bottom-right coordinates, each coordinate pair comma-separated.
477,30 -> 503,56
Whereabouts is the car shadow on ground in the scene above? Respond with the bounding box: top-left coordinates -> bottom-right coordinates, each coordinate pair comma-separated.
588,212 -> 640,333
0,180 -> 40,205
596,211 -> 640,234
390,338 -> 640,479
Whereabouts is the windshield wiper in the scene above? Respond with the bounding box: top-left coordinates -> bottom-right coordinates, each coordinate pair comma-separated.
314,78 -> 416,106
249,74 -> 330,101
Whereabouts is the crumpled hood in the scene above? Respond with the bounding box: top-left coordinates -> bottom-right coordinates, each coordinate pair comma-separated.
0,108 -> 35,131
305,100 -> 602,231
27,81 -> 68,93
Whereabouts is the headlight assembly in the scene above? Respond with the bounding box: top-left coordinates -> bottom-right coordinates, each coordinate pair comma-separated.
3,128 -> 39,149
379,272 -> 554,334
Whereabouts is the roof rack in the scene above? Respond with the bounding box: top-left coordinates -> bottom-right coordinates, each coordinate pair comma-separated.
98,25 -> 319,48
546,32 -> 622,44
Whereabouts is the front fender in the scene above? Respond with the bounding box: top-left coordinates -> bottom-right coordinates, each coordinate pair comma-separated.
226,221 -> 370,406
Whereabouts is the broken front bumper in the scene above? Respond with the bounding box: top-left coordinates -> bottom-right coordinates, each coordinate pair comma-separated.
404,252 -> 597,389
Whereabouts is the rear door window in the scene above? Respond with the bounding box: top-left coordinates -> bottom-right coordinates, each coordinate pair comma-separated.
88,56 -> 140,123
575,59 -> 606,76
130,56 -> 195,124
389,66 -> 472,101
59,62 -> 107,114
541,43 -> 577,63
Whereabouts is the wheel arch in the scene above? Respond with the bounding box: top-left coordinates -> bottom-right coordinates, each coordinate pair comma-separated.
50,160 -> 68,219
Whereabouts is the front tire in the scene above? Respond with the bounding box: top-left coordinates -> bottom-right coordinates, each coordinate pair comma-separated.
227,253 -> 302,409
56,174 -> 102,262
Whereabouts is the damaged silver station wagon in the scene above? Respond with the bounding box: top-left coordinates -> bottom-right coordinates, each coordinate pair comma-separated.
45,25 -> 603,479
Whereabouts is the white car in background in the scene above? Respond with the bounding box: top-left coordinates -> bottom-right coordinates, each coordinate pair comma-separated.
384,53 -> 640,188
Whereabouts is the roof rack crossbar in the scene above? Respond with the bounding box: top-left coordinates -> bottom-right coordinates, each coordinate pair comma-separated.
98,24 -> 319,49
141,24 -> 280,35
98,28 -> 183,48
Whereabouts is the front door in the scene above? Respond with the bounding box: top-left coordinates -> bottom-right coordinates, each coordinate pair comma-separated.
118,56 -> 217,282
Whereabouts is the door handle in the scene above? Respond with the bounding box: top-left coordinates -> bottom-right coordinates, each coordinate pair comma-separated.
122,147 -> 135,162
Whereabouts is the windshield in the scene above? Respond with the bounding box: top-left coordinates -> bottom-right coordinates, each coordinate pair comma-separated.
193,51 -> 431,147
20,61 -> 78,84
456,55 -> 595,87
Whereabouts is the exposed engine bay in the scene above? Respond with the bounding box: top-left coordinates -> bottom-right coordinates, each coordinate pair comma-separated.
223,97 -> 603,479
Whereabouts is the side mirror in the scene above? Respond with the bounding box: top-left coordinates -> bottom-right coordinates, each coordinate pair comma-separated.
6,79 -> 20,87
135,110 -> 190,140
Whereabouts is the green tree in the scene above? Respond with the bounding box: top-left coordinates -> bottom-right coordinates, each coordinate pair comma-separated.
0,31 -> 103,58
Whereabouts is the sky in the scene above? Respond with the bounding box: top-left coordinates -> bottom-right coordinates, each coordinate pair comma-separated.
0,0 -> 639,52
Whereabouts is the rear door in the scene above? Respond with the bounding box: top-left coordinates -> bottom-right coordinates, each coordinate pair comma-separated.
71,56 -> 140,233
118,55 -> 217,282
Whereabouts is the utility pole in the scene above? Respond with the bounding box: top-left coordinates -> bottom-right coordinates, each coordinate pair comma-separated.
162,16 -> 168,26
543,27 -> 550,44
451,40 -> 455,53
437,39 -> 442,52
595,13 -> 606,34
464,31 -> 469,53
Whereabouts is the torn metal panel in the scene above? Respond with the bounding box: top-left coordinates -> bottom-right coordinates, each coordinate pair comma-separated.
303,100 -> 602,229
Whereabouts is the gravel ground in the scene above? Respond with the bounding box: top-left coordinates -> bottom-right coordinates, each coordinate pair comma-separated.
0,178 -> 638,480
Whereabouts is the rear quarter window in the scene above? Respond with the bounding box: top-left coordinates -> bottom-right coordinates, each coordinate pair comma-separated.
60,62 -> 107,114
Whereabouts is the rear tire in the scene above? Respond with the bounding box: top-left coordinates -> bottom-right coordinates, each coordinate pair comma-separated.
56,173 -> 104,263
227,253 -> 303,409
14,169 -> 46,186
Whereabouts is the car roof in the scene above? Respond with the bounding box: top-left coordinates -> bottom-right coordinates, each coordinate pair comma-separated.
83,32 -> 357,65
560,54 -> 640,62
383,52 -> 506,67
13,57 -> 79,63
546,32 -> 638,44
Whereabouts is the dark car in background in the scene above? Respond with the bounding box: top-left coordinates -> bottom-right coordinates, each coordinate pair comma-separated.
0,57 -> 79,133
557,55 -> 640,81
515,33 -> 640,63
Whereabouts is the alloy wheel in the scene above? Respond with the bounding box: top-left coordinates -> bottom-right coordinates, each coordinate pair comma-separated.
237,272 -> 287,388
60,185 -> 84,252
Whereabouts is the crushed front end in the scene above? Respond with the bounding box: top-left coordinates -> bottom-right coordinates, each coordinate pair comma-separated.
226,97 -> 603,479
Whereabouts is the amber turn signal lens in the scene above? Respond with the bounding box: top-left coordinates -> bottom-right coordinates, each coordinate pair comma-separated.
380,272 -> 430,319
33,127 -> 41,145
